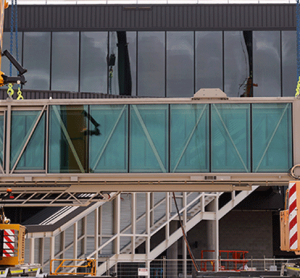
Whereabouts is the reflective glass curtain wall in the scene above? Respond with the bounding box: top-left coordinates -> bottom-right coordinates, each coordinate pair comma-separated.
253,31 -> 281,97
6,30 -> 298,97
167,32 -> 194,97
196,31 -> 223,91
46,103 -> 292,173
52,32 -> 79,92
224,31 -> 251,97
282,31 -> 297,97
138,32 -> 165,97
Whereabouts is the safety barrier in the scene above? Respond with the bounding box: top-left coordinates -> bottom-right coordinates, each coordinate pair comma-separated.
200,250 -> 248,271
50,259 -> 96,276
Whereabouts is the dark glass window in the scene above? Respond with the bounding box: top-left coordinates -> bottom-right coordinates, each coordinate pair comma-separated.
52,32 -> 79,92
138,32 -> 165,97
282,31 -> 297,97
167,32 -> 194,97
80,32 -> 108,94
196,31 -> 223,91
224,31 -> 251,97
23,32 -> 51,90
49,105 -> 88,173
108,31 -> 136,96
253,31 -> 281,97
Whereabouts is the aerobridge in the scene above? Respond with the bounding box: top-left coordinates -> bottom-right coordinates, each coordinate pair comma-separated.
0,95 -> 297,206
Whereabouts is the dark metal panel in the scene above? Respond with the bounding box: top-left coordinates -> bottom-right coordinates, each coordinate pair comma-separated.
3,4 -> 297,32
0,89 -> 139,100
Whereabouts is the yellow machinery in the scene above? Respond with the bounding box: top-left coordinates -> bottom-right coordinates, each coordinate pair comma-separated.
0,189 -> 26,267
0,224 -> 25,266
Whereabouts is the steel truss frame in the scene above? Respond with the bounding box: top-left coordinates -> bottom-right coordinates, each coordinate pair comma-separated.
0,97 -> 296,206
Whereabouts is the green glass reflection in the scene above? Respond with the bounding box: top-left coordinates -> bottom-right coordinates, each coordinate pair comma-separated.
0,115 -> 4,167
16,113 -> 45,170
130,105 -> 168,172
252,103 -> 292,172
89,105 -> 128,173
211,104 -> 250,172
11,110 -> 44,170
49,105 -> 88,173
170,104 -> 209,172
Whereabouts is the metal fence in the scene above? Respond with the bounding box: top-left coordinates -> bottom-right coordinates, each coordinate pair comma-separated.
98,258 -> 299,278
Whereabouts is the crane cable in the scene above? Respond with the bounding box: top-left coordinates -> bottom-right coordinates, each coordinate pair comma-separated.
7,0 -> 23,100
296,0 -> 300,97
172,192 -> 200,273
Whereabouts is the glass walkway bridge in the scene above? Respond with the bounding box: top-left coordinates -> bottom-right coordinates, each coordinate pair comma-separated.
0,94 -> 296,205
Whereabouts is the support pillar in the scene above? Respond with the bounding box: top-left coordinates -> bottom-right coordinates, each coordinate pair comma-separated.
113,194 -> 121,255
131,193 -> 136,254
74,222 -> 78,260
50,236 -> 55,274
166,220 -> 178,278
29,238 -> 35,264
182,193 -> 187,278
206,195 -> 219,272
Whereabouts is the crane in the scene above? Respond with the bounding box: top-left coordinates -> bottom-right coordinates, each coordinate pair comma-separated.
0,0 -> 26,87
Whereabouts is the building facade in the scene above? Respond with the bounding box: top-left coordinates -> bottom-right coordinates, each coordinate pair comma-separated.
2,4 -> 298,98
2,3 -> 297,273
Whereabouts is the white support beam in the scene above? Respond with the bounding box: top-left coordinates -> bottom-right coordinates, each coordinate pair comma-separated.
73,222 -> 78,260
99,206 -> 103,255
182,192 -> 187,278
114,194 -> 121,254
29,238 -> 35,264
94,207 -> 99,261
165,192 -> 170,241
50,237 -> 55,273
214,195 -> 219,272
131,193 -> 136,254
146,193 -> 150,256
83,216 -> 87,256
39,238 -> 44,267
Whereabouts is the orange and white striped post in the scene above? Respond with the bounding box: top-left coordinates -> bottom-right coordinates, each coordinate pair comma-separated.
3,229 -> 15,257
285,182 -> 300,254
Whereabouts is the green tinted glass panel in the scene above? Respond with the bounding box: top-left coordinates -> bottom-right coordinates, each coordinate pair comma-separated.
130,105 -> 168,172
10,110 -> 41,169
90,105 -> 128,173
252,103 -> 292,172
170,104 -> 209,172
0,115 -> 4,167
49,105 -> 88,173
211,104 -> 250,172
16,113 -> 45,170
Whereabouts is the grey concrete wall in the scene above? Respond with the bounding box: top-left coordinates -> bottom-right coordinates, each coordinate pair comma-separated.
177,210 -> 273,259
219,211 -> 273,258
